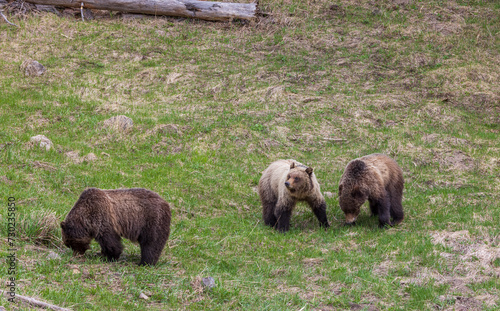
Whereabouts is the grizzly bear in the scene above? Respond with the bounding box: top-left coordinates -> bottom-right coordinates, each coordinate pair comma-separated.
258,159 -> 329,232
61,188 -> 171,265
338,154 -> 404,228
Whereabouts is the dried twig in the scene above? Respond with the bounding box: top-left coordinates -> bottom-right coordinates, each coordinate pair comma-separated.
0,290 -> 72,311
0,10 -> 19,27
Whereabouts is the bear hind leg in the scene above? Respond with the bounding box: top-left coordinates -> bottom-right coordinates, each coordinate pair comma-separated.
138,237 -> 167,266
390,195 -> 404,225
139,243 -> 162,266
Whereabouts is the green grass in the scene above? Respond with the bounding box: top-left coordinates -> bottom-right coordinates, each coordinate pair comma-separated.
0,0 -> 499,309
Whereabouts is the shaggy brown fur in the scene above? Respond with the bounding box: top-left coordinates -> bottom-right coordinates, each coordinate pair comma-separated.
61,188 -> 171,266
258,159 -> 329,232
338,154 -> 404,228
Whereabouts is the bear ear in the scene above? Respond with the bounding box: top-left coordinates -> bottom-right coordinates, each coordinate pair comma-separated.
290,162 -> 296,169
351,185 -> 363,198
305,167 -> 313,175
60,221 -> 66,229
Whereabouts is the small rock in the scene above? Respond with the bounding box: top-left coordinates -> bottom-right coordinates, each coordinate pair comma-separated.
84,153 -> 98,162
30,135 -> 53,151
0,305 -> 7,311
202,277 -> 216,290
82,8 -> 94,20
324,191 -> 334,198
102,115 -> 133,131
72,268 -> 80,274
21,60 -> 46,77
47,251 -> 61,260
139,293 -> 149,300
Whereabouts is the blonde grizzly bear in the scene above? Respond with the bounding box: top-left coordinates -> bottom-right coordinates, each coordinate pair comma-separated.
258,159 -> 329,232
338,154 -> 404,228
61,188 -> 171,266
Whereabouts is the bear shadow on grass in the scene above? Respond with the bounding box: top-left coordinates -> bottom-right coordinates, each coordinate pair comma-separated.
63,241 -> 163,266
339,204 -> 389,229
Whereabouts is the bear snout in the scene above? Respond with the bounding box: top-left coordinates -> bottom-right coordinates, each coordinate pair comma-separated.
344,213 -> 358,224
284,181 -> 290,188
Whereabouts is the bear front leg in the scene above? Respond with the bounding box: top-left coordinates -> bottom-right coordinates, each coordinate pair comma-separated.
369,200 -> 379,217
275,209 -> 292,232
274,200 -> 294,232
96,232 -> 123,261
307,197 -> 329,228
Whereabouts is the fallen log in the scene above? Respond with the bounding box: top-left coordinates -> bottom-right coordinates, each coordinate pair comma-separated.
25,0 -> 257,21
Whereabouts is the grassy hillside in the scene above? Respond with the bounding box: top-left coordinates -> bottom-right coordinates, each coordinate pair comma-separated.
0,0 -> 499,309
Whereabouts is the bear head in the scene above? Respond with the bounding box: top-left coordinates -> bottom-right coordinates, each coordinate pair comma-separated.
284,162 -> 314,198
60,221 -> 92,255
338,183 -> 368,225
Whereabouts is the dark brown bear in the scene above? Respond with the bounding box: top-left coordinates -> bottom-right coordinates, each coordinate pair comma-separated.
338,154 -> 404,228
61,188 -> 171,265
258,159 -> 329,232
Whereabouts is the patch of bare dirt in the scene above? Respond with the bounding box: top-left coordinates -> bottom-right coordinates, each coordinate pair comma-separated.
398,231 -> 499,309
145,124 -> 183,137
27,111 -> 50,129
436,150 -> 475,171
422,134 -> 471,147
372,260 -> 401,277
431,230 -> 500,276
151,138 -> 187,155
349,302 -> 378,311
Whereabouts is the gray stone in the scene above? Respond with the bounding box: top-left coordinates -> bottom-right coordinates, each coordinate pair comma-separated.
22,60 -> 46,77
202,277 -> 216,290
30,135 -> 53,151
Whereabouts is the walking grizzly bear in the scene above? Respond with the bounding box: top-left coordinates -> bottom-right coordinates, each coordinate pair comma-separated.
258,159 -> 329,232
61,188 -> 171,266
338,154 -> 404,228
